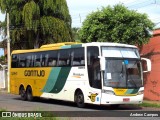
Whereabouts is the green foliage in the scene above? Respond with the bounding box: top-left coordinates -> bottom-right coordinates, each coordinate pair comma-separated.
0,0 -> 73,49
72,27 -> 80,42
139,102 -> 160,108
22,0 -> 40,31
0,55 -> 5,64
40,16 -> 71,43
0,55 -> 5,59
131,101 -> 160,108
79,4 -> 154,46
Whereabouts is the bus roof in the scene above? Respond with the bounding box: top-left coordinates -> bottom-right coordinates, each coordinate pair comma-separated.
11,42 -> 137,54
11,42 -> 82,54
85,42 -> 137,48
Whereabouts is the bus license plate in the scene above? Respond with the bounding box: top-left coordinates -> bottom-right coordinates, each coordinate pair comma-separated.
123,98 -> 130,102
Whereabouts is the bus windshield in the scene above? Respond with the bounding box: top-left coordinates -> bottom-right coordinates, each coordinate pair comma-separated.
103,59 -> 143,88
101,46 -> 142,88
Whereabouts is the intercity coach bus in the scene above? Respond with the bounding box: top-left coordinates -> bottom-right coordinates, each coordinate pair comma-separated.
10,42 -> 151,107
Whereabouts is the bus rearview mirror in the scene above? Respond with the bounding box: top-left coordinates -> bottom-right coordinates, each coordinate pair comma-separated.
141,58 -> 151,73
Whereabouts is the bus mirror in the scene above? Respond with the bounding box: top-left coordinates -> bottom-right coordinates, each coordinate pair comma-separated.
99,56 -> 105,71
141,58 -> 151,73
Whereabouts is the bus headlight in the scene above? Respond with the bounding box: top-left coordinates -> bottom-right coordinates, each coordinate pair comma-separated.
137,90 -> 144,95
102,90 -> 115,95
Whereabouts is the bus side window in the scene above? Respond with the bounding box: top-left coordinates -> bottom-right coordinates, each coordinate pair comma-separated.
87,46 -> 101,89
34,53 -> 41,67
72,48 -> 85,66
26,54 -> 32,67
44,54 -> 49,67
48,51 -> 57,67
11,54 -> 18,68
19,54 -> 26,68
58,49 -> 71,67
48,58 -> 57,67
41,52 -> 47,67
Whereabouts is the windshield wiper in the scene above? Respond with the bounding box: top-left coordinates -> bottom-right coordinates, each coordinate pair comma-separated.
120,62 -> 124,78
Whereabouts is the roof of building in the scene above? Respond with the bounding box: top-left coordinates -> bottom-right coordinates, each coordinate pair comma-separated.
153,29 -> 160,36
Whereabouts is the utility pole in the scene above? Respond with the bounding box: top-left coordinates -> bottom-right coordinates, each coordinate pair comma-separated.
79,14 -> 81,23
7,13 -> 10,93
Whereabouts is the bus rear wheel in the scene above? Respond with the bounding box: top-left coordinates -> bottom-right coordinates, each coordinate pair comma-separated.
20,86 -> 27,101
26,86 -> 33,101
75,91 -> 85,108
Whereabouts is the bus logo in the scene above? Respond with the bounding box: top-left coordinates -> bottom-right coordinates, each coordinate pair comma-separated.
24,70 -> 45,77
88,93 -> 98,102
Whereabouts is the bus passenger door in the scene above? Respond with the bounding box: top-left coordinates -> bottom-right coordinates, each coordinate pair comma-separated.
87,46 -> 102,105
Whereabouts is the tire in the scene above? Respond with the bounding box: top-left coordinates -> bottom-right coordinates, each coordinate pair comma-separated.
20,86 -> 27,101
26,87 -> 33,101
75,91 -> 85,108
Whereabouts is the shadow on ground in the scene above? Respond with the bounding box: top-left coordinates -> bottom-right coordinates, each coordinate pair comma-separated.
14,96 -> 142,111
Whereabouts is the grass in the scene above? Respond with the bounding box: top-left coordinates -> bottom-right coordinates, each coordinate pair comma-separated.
136,101 -> 160,108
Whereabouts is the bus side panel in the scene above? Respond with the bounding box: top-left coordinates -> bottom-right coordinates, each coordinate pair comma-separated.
40,66 -> 102,105
64,66 -> 88,101
10,69 -> 20,94
10,68 -> 52,97
40,67 -> 72,100
40,66 -> 88,101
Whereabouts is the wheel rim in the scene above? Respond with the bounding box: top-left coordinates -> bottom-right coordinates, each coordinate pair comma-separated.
20,88 -> 25,97
77,93 -> 84,105
20,87 -> 26,100
27,88 -> 33,101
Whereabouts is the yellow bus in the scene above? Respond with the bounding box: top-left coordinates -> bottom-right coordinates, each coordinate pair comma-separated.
10,42 -> 151,107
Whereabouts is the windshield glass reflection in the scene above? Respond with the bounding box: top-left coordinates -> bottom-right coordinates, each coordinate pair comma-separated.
103,59 -> 142,88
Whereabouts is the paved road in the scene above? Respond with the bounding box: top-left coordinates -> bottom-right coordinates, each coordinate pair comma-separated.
0,93 -> 159,120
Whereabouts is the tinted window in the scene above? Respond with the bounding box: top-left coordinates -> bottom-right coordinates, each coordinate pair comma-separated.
72,48 -> 85,66
34,52 -> 42,67
11,54 -> 18,68
41,51 -> 48,67
26,54 -> 33,67
87,46 -> 99,65
47,51 -> 57,67
11,48 -> 85,68
87,46 -> 101,89
58,49 -> 71,66
19,54 -> 26,67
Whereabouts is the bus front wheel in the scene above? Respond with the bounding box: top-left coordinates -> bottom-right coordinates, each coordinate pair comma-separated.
20,86 -> 27,101
26,86 -> 33,101
75,91 -> 85,108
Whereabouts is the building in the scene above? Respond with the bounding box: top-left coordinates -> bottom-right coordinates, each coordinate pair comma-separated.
0,39 -> 7,63
140,29 -> 160,101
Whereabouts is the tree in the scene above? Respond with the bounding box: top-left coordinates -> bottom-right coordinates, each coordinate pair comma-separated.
0,0 -> 73,49
0,55 -> 5,64
72,27 -> 80,42
79,4 -> 154,46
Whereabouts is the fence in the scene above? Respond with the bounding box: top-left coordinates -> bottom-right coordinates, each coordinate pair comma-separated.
0,65 -> 7,89
0,70 -> 5,88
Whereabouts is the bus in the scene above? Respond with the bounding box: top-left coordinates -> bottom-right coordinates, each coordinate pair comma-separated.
10,42 -> 151,107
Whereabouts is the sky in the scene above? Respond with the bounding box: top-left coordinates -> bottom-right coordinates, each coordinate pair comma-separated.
0,0 -> 160,56
66,0 -> 160,27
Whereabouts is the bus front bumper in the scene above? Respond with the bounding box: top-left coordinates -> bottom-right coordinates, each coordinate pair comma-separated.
100,94 -> 144,105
